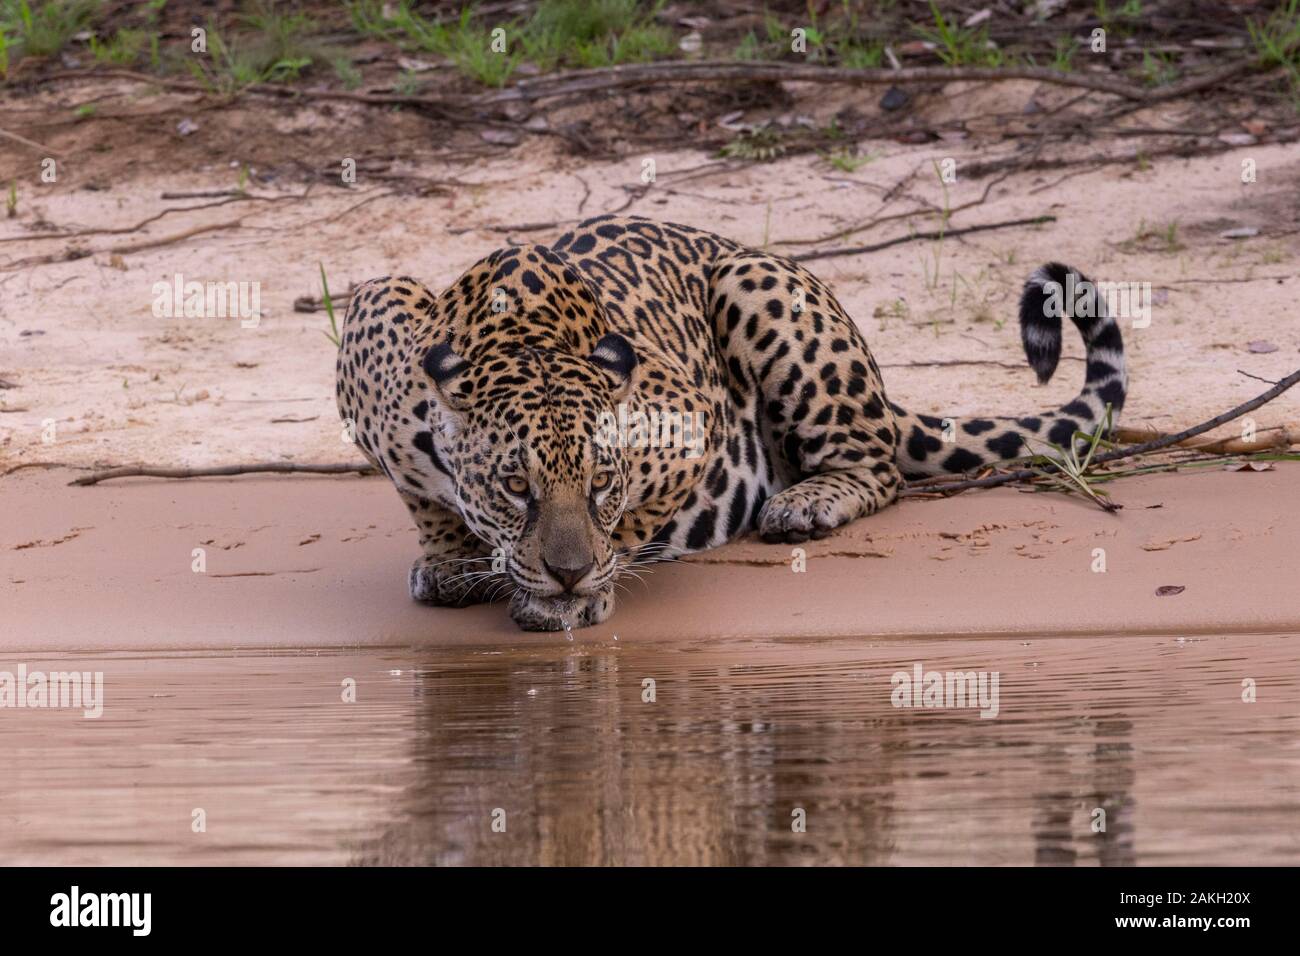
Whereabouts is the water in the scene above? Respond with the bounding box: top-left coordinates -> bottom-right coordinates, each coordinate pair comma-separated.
1,633 -> 1296,865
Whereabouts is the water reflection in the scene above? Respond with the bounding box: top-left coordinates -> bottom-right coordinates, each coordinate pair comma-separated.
0,634 -> 1295,865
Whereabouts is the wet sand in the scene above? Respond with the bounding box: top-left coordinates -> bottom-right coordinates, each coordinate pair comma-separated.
2,466 -> 1298,650
1,633 -> 1296,865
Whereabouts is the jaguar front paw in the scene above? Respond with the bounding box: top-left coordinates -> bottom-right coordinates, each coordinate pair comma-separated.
409,552 -> 499,607
757,484 -> 847,543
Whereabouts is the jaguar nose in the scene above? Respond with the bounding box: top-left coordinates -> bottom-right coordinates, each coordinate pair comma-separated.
543,559 -> 594,593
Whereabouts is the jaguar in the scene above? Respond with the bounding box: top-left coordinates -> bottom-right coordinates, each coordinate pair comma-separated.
335,215 -> 1126,630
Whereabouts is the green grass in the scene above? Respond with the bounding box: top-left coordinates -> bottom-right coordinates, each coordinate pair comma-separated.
524,0 -> 672,69
1248,0 -> 1300,104
330,53 -> 362,89
733,3 -> 884,68
319,263 -> 341,347
89,27 -> 148,66
1095,0 -> 1144,40
1140,48 -> 1178,86
821,147 -> 876,172
1122,218 -> 1184,253
915,0 -> 1006,67
1045,35 -> 1075,72
1025,407 -> 1120,512
719,126 -> 786,162
191,2 -> 339,91
349,0 -> 671,87
0,0 -> 99,66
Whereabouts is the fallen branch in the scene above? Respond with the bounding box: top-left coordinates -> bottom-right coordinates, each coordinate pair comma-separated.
482,58 -> 1258,106
0,126 -> 60,155
0,192 -> 299,245
39,57 -> 1260,129
902,367 -> 1300,498
792,215 -> 1055,263
963,125 -> 1300,180
882,357 -> 1083,371
1,217 -> 249,270
69,462 -> 377,486
1114,423 -> 1297,455
775,161 -> 1024,248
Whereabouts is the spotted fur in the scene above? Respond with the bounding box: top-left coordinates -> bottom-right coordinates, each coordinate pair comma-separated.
336,217 -> 1126,630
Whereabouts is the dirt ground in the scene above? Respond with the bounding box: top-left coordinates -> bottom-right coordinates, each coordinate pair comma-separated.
3,75 -> 1299,472
2,70 -> 1299,646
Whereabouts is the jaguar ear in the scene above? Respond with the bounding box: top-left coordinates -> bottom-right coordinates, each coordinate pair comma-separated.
589,333 -> 638,401
422,341 -> 474,411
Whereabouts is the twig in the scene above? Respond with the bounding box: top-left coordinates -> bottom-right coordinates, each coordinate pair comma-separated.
482,59 -> 1258,106
1,217 -> 249,270
37,57 -> 1260,130
0,126 -> 60,155
69,462 -> 377,486
0,461 -> 76,477
903,367 -> 1300,498
881,358 -> 1083,371
776,161 -> 1023,248
1237,369 -> 1279,385
160,190 -> 244,199
792,215 -> 1055,263
0,192 -> 299,245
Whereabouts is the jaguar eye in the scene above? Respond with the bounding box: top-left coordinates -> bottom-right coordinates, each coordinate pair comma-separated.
504,475 -> 529,497
590,470 -> 613,493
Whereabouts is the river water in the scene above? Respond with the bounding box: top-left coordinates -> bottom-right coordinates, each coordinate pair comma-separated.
1,632 -> 1296,865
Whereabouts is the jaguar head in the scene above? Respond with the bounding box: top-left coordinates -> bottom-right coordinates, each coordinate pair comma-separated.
423,334 -> 638,629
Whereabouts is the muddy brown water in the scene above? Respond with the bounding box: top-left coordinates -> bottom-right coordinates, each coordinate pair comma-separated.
1,633 -> 1296,866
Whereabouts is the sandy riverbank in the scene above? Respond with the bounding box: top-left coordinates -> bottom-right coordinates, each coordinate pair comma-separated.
2,464 -> 1295,651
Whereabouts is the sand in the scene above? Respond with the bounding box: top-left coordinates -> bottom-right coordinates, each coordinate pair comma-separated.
2,464 -> 1295,650
2,130 -> 1299,473
3,79 -> 1299,650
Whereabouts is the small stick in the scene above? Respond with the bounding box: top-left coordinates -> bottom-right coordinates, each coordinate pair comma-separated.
0,126 -> 60,155
792,215 -> 1055,263
903,367 -> 1300,497
69,462 -> 377,486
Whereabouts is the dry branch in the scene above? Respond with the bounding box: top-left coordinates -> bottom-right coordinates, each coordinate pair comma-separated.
39,57 -> 1260,127
69,462 -> 377,486
481,59 -> 1258,106
792,215 -> 1054,263
903,367 -> 1300,498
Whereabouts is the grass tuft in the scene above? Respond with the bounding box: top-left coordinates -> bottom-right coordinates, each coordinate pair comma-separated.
349,0 -> 671,87
320,263 -> 341,347
915,1 -> 1006,67
1024,407 -> 1121,512
0,0 -> 99,67
1248,0 -> 1300,105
